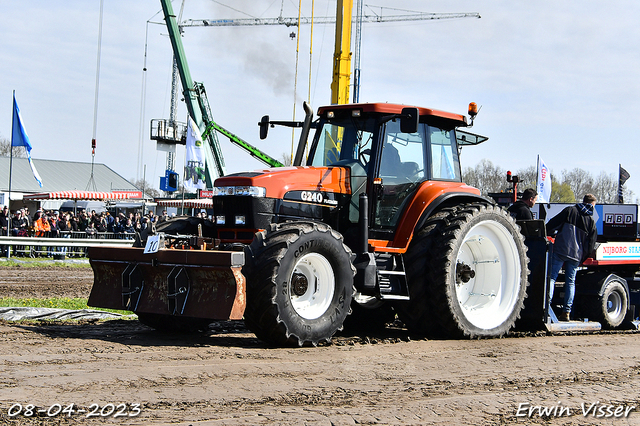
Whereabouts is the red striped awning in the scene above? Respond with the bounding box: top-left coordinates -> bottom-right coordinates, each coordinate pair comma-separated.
156,199 -> 213,209
23,191 -> 132,201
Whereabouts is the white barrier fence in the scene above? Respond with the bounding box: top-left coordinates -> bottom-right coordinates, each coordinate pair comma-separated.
0,235 -> 134,258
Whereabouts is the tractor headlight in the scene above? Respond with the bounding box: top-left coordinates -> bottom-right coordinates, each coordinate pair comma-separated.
214,186 -> 266,197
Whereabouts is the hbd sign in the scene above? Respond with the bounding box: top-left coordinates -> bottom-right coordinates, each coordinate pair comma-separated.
604,213 -> 634,225
601,205 -> 637,239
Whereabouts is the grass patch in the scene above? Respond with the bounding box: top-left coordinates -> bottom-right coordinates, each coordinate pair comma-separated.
0,258 -> 91,268
0,297 -> 131,315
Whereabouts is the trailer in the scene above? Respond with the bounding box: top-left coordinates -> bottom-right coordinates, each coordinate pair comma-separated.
515,203 -> 640,333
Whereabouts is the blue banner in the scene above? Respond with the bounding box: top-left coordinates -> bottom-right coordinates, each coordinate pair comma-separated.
12,94 -> 42,187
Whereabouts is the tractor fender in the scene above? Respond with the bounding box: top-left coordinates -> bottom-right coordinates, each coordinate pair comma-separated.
575,270 -> 631,310
391,183 -> 490,250
414,192 -> 495,232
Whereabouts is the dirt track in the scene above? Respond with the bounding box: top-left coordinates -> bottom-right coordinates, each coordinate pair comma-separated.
2,266 -> 640,425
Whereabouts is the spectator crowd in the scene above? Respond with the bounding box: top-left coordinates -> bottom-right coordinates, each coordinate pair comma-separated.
0,206 -> 175,240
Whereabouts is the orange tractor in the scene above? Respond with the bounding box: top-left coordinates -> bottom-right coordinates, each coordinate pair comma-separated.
88,102 -> 529,346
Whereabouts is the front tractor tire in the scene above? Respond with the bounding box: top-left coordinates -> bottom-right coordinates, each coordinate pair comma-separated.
243,222 -> 355,347
398,203 -> 529,338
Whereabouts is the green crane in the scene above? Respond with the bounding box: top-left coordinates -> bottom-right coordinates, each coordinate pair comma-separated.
158,0 -> 282,189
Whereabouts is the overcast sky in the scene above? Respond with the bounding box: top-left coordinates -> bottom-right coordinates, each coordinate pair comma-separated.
2,1 -> 639,200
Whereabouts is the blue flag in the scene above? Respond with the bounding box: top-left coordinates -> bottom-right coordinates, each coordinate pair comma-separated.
12,94 -> 43,187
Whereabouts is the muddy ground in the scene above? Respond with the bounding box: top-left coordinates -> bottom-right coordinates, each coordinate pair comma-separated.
1,266 -> 640,425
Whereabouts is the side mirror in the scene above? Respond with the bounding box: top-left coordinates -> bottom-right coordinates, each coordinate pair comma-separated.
258,115 -> 270,140
400,107 -> 419,134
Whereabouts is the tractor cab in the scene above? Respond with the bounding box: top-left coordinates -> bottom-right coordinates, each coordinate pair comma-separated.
307,103 -> 472,241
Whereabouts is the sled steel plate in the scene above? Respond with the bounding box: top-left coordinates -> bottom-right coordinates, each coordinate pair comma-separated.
88,247 -> 246,320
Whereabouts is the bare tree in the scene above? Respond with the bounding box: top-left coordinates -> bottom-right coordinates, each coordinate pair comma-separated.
561,168 -> 594,202
130,178 -> 160,198
279,152 -> 293,166
591,171 -> 617,203
0,136 -> 27,157
513,165 -> 537,190
462,159 -> 507,195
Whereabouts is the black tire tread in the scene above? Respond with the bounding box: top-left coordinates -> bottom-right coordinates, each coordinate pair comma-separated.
398,203 -> 529,338
585,280 -> 628,329
243,221 -> 355,346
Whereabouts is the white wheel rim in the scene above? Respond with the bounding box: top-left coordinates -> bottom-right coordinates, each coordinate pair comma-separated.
289,253 -> 335,320
607,290 -> 623,319
454,219 -> 522,330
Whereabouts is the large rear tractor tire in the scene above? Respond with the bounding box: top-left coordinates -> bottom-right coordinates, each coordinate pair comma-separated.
397,203 -> 529,338
243,222 -> 355,347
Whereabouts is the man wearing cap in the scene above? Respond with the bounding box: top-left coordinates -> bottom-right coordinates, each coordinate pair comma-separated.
49,211 -> 60,238
11,210 -> 26,236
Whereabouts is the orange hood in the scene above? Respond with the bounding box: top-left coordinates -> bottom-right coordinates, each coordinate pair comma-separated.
214,166 -> 352,199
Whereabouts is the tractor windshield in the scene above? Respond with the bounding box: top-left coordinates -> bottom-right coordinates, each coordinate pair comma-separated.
309,116 -> 376,168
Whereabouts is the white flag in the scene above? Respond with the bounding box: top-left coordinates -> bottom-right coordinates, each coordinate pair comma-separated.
537,156 -> 552,203
183,115 -> 206,191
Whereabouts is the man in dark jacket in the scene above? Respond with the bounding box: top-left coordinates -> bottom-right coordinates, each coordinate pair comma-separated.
507,188 -> 538,220
0,206 -> 8,237
545,194 -> 598,321
0,207 -> 8,256
10,210 -> 26,236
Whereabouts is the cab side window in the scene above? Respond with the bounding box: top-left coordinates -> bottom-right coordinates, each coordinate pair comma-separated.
430,127 -> 460,181
379,121 -> 426,183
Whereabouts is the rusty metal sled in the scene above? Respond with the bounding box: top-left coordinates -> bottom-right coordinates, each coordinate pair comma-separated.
87,246 -> 246,324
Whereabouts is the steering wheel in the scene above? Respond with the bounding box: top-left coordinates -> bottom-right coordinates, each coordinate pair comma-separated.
404,168 -> 424,182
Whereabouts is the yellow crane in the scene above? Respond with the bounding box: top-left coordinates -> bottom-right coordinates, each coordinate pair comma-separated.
331,0 -> 353,105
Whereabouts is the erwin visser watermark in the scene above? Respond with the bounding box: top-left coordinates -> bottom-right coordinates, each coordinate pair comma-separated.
516,401 -> 636,419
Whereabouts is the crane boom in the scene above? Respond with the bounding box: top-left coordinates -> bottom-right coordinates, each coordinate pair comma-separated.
180,12 -> 480,27
180,7 -> 480,104
202,121 -> 284,169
